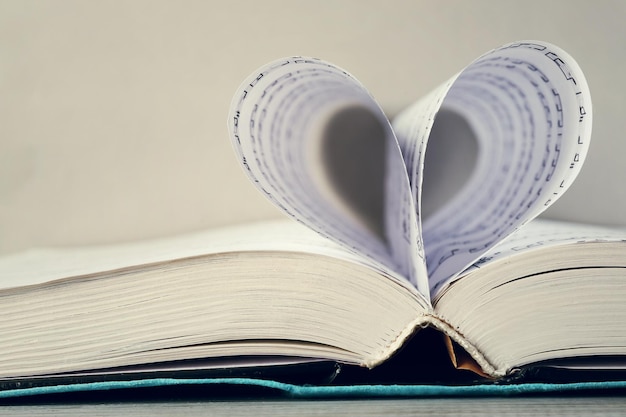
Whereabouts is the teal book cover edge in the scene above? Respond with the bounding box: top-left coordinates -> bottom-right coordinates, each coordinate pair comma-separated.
1,378 -> 626,400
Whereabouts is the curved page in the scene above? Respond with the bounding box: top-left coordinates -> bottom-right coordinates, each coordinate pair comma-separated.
228,58 -> 425,294
228,41 -> 592,300
392,42 -> 592,292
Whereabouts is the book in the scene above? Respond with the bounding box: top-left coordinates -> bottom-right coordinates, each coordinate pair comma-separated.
1,40 -> 625,388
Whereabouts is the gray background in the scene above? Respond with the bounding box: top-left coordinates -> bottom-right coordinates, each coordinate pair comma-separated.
1,0 -> 624,254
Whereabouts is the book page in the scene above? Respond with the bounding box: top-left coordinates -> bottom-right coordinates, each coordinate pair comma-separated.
459,218 -> 626,275
0,220 -> 412,292
228,58 -> 427,295
228,42 -> 592,302
431,217 -> 626,300
392,42 -> 592,293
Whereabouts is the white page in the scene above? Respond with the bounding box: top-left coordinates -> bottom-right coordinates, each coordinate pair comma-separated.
429,218 -> 626,296
0,220 -> 411,292
228,42 -> 592,301
392,42 -> 592,293
228,58 -> 427,295
463,218 -> 626,271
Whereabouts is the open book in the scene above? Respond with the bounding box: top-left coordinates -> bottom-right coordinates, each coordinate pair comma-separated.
1,41 -> 625,386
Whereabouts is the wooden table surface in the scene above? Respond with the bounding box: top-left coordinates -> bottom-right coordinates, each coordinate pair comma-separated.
1,397 -> 626,416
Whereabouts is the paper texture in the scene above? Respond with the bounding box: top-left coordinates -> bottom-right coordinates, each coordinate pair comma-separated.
228,42 -> 593,300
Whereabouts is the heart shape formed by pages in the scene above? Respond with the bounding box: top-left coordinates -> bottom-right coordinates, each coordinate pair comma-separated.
228,42 -> 592,300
